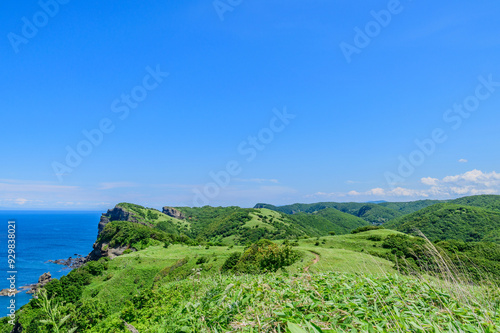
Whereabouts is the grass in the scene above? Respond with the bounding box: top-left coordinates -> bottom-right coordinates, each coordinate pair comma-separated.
117,203 -> 191,230
110,272 -> 500,332
245,213 -> 276,230
244,208 -> 292,230
78,231 -> 402,315
298,247 -> 396,275
84,244 -> 246,311
4,230 -> 500,332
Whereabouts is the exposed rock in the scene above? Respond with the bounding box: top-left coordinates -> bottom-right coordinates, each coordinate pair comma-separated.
0,288 -> 21,296
162,206 -> 186,220
47,254 -> 87,269
38,272 -> 51,285
86,204 -> 152,261
87,242 -> 133,261
98,206 -> 139,235
123,321 -> 139,333
9,320 -> 23,333
24,272 -> 52,294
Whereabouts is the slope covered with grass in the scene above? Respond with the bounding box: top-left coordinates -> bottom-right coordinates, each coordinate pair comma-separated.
285,208 -> 369,237
377,199 -> 444,214
255,202 -> 402,224
5,198 -> 500,332
450,195 -> 500,212
385,203 -> 500,242
110,204 -> 371,247
3,235 -> 499,332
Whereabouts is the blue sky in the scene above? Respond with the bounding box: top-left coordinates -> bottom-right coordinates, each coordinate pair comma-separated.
1,0 -> 500,210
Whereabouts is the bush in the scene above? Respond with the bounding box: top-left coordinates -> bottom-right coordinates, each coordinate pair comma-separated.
367,235 -> 383,242
82,259 -> 108,276
351,225 -> 384,234
196,256 -> 209,265
227,239 -> 301,274
221,252 -> 241,272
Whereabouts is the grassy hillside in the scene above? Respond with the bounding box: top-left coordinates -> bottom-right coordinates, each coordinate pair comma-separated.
285,208 -> 369,237
377,199 -> 444,214
385,203 -> 500,242
116,202 -> 191,234
255,202 -> 402,224
450,195 -> 500,212
98,204 -> 375,251
5,198 -> 500,332
3,228 -> 500,332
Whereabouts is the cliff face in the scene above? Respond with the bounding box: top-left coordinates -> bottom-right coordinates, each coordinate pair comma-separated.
88,205 -> 141,261
87,242 -> 132,261
88,204 -> 182,262
98,206 -> 139,235
162,206 -> 186,220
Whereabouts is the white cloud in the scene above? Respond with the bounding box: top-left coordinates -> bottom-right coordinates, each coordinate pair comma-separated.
442,169 -> 500,187
379,170 -> 500,198
0,179 -> 78,193
98,182 -> 138,190
14,198 -> 28,205
307,170 -> 500,201
367,188 -> 385,196
234,178 -> 279,184
459,159 -> 468,163
421,177 -> 439,186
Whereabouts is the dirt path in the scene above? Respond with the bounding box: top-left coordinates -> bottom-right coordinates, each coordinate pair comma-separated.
304,252 -> 320,272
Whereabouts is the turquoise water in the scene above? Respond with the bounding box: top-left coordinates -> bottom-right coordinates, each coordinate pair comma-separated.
0,211 -> 101,313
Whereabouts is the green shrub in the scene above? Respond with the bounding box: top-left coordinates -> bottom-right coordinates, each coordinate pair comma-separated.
351,225 -> 384,234
367,235 -> 383,241
229,239 -> 301,274
221,252 -> 241,272
196,256 -> 209,265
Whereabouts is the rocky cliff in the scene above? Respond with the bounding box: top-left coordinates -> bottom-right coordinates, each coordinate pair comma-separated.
162,206 -> 186,220
87,205 -> 143,261
98,205 -> 140,235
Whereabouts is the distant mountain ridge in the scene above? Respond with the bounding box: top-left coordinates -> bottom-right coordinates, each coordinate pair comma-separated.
255,195 -> 500,243
253,202 -> 401,224
88,195 -> 500,263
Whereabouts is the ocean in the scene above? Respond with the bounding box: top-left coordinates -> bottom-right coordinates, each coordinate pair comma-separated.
0,211 -> 102,314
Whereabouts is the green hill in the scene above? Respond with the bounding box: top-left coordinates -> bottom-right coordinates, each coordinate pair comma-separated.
254,202 -> 402,224
5,198 -> 500,332
449,194 -> 500,212
285,208 -> 369,236
377,199 -> 444,214
96,204 -> 373,251
385,203 -> 500,242
4,227 -> 499,332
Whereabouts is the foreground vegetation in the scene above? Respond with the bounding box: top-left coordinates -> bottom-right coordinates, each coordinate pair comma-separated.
3,229 -> 500,332
22,271 -> 499,332
3,196 -> 500,332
